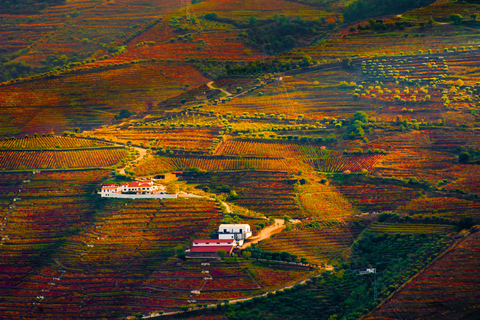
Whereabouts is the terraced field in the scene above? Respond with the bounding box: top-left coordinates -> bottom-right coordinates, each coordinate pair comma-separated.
365,230 -> 480,320
1,0 -> 480,319
364,222 -> 454,235
258,220 -> 367,265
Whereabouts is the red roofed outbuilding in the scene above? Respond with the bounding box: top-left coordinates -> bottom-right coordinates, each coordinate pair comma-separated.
186,239 -> 237,258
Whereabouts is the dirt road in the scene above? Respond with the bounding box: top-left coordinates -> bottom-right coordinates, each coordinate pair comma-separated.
207,81 -> 232,97
241,219 -> 286,249
119,147 -> 147,175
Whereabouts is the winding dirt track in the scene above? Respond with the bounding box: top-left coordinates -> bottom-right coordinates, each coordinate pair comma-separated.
118,146 -> 146,175
241,219 -> 286,249
207,81 -> 232,97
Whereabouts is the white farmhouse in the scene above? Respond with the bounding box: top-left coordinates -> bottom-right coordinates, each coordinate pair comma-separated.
99,180 -> 167,198
120,181 -> 158,194
218,224 -> 252,246
100,186 -> 122,197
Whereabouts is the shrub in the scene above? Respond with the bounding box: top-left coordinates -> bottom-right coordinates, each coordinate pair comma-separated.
450,14 -> 463,25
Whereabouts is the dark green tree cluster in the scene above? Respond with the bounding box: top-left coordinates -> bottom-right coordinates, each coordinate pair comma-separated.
0,52 -> 90,83
343,111 -> 368,140
240,16 -> 323,55
458,146 -> 480,163
0,60 -> 32,83
114,109 -> 136,120
191,59 -> 228,79
226,57 -> 312,77
450,13 -> 463,25
202,13 -> 325,54
0,0 -> 65,13
343,0 -> 436,23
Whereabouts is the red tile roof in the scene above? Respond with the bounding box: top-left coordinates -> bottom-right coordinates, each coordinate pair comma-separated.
127,181 -> 152,188
190,246 -> 234,253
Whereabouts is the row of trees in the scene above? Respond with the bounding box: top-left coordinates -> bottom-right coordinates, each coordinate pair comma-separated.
226,56 -> 314,76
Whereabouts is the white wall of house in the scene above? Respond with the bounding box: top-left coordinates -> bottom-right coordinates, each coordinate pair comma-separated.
99,193 -> 178,199
192,240 -> 236,246
218,224 -> 252,246
100,181 -> 167,197
121,186 -> 156,192
100,187 -> 121,197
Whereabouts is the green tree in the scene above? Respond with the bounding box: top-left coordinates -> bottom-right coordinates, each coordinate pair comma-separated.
249,15 -> 258,27
280,251 -> 291,261
167,184 -> 179,194
427,16 -> 435,26
217,249 -> 227,259
229,190 -> 238,200
301,55 -> 312,66
450,13 -> 463,25
176,248 -> 186,260
353,111 -> 368,123
343,120 -> 365,140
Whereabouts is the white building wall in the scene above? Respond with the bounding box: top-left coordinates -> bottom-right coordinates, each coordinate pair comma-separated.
192,240 -> 236,246
99,193 -> 178,199
218,224 -> 252,240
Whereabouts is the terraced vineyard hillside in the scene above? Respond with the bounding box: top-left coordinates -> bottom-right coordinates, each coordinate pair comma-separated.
365,230 -> 480,320
1,0 -> 480,319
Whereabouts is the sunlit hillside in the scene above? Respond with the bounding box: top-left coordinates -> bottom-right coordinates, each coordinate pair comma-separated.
0,0 -> 480,319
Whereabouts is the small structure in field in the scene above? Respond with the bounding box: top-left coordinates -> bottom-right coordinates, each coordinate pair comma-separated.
186,239 -> 237,258
218,224 -> 252,246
